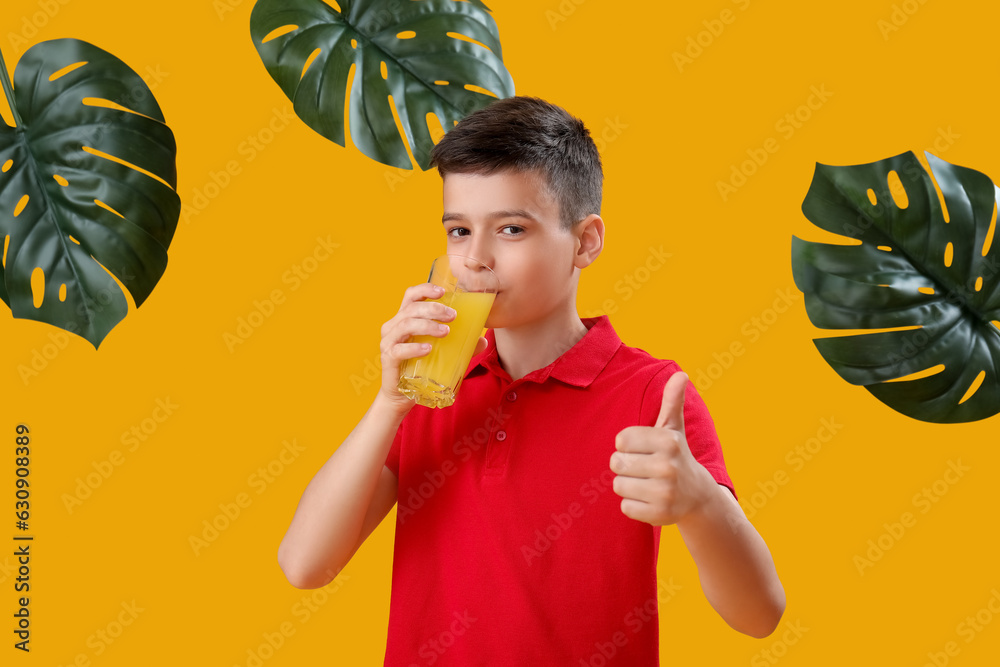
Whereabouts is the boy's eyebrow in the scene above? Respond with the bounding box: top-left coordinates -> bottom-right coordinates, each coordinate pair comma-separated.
442,209 -> 538,224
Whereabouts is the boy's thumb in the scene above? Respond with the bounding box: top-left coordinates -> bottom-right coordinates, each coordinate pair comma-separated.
654,371 -> 688,431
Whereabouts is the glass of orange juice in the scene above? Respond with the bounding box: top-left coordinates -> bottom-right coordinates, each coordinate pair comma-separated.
397,254 -> 499,408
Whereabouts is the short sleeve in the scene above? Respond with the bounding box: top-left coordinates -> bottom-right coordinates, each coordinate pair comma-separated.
385,415 -> 405,478
639,362 -> 737,499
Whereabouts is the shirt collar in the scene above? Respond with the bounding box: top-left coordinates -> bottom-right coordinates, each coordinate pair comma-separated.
465,315 -> 621,387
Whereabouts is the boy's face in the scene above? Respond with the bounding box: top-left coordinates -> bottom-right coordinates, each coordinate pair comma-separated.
441,169 -> 597,329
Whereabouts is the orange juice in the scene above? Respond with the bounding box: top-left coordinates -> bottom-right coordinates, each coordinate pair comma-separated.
398,290 -> 496,408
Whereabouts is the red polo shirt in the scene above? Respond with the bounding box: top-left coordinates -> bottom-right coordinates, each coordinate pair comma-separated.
383,315 -> 734,666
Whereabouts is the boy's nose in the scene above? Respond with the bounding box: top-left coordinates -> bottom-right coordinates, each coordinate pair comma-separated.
458,254 -> 498,290
462,254 -> 488,271
458,247 -> 493,271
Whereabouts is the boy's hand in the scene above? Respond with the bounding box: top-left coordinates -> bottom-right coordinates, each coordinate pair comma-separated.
610,372 -> 717,526
377,283 -> 488,415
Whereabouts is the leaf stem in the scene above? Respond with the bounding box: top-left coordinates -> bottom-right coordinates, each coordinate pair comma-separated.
0,45 -> 24,129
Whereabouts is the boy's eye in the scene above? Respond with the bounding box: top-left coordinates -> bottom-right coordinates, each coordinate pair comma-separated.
446,226 -> 523,237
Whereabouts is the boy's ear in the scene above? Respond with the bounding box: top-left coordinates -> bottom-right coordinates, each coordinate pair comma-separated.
574,214 -> 605,268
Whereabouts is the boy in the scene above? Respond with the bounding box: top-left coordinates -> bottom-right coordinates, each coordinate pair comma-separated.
278,96 -> 785,664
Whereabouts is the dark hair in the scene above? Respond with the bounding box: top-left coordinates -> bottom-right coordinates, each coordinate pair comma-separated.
429,96 -> 602,231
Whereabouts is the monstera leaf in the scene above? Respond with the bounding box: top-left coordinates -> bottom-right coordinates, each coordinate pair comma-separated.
793,151 -> 1000,423
250,0 -> 514,169
0,39 -> 180,349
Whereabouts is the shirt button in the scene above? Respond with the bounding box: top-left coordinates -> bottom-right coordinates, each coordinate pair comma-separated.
506,391 -> 517,402
496,430 -> 507,441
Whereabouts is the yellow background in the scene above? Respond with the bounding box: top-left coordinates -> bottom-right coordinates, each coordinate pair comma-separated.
3,0 -> 999,664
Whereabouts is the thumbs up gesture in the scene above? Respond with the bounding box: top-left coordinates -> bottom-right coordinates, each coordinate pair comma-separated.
610,371 -> 718,526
